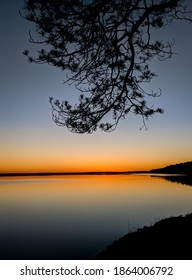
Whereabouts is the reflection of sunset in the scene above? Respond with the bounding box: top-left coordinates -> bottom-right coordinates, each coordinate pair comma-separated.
1,175 -> 192,234
1,174 -> 192,259
1,175 -> 191,208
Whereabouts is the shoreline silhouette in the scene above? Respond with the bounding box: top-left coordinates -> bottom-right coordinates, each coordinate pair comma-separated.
1,160 -> 191,177
150,161 -> 192,175
93,212 -> 192,260
0,171 -> 149,177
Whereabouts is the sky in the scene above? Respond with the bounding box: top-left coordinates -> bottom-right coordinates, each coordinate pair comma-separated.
0,0 -> 192,173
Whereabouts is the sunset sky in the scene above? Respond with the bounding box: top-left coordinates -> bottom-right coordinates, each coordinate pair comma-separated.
0,0 -> 192,173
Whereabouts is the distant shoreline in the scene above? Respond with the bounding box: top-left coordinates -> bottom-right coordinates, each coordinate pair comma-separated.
0,171 -> 149,177
1,161 -> 191,177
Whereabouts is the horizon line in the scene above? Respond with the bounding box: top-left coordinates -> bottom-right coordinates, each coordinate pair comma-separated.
0,170 -> 150,177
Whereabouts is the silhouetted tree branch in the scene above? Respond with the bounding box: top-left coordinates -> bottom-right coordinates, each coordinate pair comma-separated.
22,0 -> 192,133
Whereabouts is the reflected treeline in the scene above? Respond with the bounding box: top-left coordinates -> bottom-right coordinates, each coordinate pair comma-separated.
151,175 -> 192,187
163,176 -> 192,187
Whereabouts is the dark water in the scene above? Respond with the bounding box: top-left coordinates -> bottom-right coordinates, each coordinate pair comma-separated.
0,174 -> 192,259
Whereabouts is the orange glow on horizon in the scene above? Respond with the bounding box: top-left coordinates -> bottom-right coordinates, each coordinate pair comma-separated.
0,144 -> 181,174
0,158 -> 149,173
1,132 -> 190,174
0,159 -> 166,174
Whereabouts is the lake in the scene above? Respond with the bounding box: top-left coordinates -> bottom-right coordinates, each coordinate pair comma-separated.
0,174 -> 192,259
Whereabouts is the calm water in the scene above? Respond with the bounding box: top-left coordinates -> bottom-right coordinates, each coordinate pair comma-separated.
0,174 -> 192,259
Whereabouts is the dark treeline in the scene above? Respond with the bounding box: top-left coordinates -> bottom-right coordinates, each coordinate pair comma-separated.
150,161 -> 192,175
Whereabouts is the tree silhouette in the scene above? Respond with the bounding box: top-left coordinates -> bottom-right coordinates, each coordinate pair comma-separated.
22,0 -> 191,133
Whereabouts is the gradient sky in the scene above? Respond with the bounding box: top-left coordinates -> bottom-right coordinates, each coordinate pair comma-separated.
0,0 -> 192,173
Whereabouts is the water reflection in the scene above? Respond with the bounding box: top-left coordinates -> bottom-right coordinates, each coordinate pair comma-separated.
0,174 -> 192,259
160,175 -> 192,187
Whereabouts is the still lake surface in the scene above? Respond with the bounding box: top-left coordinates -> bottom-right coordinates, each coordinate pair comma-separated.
0,174 -> 192,259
